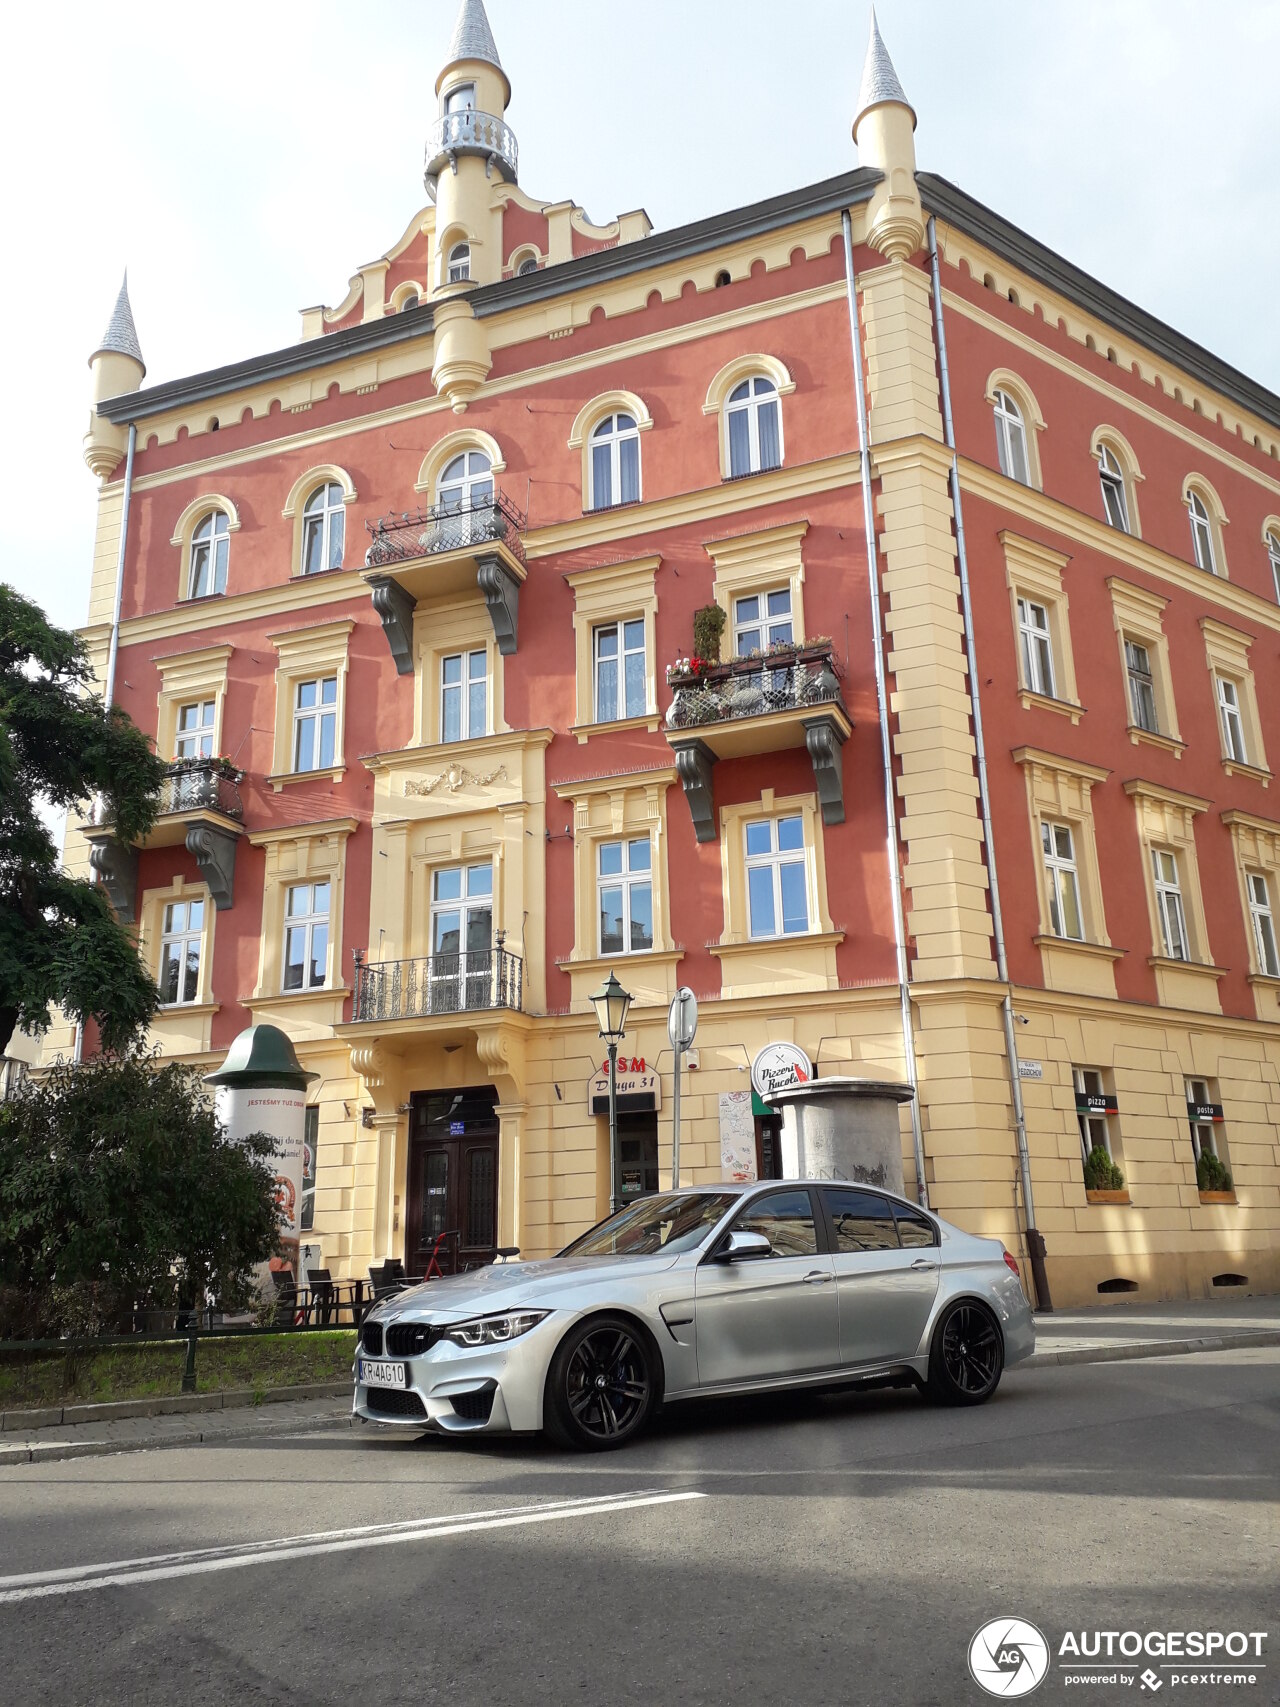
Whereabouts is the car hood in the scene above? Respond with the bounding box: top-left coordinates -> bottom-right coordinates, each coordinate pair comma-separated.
375,1254 -> 680,1322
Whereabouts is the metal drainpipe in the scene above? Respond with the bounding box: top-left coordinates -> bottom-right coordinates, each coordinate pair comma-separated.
926,216 -> 1052,1312
840,210 -> 929,1210
77,421 -> 138,1065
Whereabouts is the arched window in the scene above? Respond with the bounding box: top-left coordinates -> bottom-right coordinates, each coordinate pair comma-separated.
447,243 -> 471,284
726,376 -> 782,477
400,291 -> 419,311
302,482 -> 345,575
1268,529 -> 1280,602
517,257 -> 538,277
993,389 -> 1030,485
1098,444 -> 1130,532
436,450 -> 493,514
189,512 -> 230,598
589,413 -> 641,510
1188,491 -> 1217,574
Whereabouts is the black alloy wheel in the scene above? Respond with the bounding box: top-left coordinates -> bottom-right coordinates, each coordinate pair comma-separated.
546,1315 -> 657,1450
927,1300 -> 1004,1406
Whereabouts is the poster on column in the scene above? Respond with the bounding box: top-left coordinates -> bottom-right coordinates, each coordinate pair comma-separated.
216,1086 -> 308,1243
718,1090 -> 757,1183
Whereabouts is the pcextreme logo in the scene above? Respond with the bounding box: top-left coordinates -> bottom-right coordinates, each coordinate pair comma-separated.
969,1620 -> 1268,1696
969,1619 -> 1051,1697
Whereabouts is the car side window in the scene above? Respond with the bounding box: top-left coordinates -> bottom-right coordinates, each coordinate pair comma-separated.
736,1189 -> 817,1257
894,1204 -> 939,1248
823,1188 -> 899,1252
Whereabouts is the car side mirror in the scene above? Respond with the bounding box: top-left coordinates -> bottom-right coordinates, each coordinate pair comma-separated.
720,1229 -> 773,1263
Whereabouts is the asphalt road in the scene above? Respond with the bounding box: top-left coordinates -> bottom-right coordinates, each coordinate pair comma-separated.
0,1348 -> 1276,1707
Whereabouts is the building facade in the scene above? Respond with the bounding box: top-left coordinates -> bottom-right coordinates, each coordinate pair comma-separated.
61,3 -> 1280,1305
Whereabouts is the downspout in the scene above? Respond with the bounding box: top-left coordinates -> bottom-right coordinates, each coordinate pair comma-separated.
840,210 -> 928,1210
926,216 -> 1052,1312
77,421 -> 138,1065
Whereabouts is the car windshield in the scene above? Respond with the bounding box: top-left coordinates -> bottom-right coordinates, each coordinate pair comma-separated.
558,1192 -> 739,1258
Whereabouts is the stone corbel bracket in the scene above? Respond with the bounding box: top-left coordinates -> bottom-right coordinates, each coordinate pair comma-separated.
369,575 -> 416,676
88,837 -> 139,924
672,739 -> 717,843
803,712 -> 849,825
476,555 -> 520,655
185,823 -> 238,910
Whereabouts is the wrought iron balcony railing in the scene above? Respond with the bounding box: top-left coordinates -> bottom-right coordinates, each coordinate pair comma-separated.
424,110 -> 519,192
364,491 -> 527,572
161,757 -> 245,820
664,640 -> 842,732
351,945 -> 524,1023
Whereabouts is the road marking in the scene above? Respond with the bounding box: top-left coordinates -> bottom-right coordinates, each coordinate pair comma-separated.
0,1489 -> 705,1604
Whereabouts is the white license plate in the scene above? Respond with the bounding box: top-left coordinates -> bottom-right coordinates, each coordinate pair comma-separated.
360,1358 -> 406,1390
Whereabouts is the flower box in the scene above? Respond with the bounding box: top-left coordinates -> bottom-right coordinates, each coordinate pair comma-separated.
1197,1190 -> 1237,1204
1084,1188 -> 1130,1205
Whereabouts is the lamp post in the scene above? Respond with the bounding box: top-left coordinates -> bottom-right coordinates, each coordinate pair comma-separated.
590,969 -> 633,1214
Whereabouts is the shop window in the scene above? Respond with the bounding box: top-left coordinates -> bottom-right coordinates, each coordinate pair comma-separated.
1074,1066 -> 1122,1177
618,1112 -> 659,1203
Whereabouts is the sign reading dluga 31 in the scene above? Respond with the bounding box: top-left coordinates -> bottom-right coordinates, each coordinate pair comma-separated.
751,1043 -> 813,1098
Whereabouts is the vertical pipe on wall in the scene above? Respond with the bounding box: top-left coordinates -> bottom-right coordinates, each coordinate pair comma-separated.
926,216 -> 1052,1312
841,209 -> 928,1210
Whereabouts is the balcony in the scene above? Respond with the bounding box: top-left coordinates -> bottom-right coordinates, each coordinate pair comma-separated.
424,110 -> 519,198
351,944 -> 524,1023
363,492 -> 527,672
86,757 -> 244,918
663,641 -> 852,842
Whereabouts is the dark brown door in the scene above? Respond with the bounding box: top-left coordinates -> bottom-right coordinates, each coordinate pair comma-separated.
406,1089 -> 499,1274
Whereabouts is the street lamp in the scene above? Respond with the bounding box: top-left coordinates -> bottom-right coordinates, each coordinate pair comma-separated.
590,969 -> 633,1214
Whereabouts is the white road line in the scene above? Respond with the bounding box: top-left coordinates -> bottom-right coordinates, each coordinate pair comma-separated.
0,1490 -> 706,1604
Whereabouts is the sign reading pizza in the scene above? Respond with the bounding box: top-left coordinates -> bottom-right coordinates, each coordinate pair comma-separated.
751,1042 -> 814,1099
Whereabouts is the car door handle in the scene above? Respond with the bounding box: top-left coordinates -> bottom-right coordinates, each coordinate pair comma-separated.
804,1270 -> 833,1284
910,1258 -> 936,1271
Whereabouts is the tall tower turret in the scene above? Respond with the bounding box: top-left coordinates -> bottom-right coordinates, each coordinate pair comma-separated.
852,10 -> 925,261
83,274 -> 145,478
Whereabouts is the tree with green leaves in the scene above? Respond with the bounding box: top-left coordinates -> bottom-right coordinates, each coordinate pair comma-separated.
0,582 -> 167,1059
0,1049 -> 280,1334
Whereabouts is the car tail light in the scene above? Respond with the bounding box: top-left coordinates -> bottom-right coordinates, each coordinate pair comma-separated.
1002,1247 -> 1021,1277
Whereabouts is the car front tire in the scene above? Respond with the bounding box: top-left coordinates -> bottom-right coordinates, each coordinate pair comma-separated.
544,1314 -> 659,1451
926,1299 -> 1004,1406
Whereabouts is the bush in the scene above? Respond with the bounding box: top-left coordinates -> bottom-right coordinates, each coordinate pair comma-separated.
691,603 -> 727,663
1083,1144 -> 1124,1192
1196,1149 -> 1233,1193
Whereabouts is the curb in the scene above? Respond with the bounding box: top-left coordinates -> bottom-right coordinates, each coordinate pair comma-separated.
1024,1328 -> 1280,1369
0,1379 -> 350,1434
0,1405 -> 359,1468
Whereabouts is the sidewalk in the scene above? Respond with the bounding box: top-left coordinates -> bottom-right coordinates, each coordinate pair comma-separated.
1025,1293 -> 1280,1366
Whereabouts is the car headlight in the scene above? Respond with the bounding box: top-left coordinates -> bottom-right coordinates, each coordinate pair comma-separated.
443,1311 -> 549,1348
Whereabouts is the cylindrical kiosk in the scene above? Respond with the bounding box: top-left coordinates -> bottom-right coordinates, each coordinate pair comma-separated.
205,1024 -> 318,1277
765,1076 -> 915,1196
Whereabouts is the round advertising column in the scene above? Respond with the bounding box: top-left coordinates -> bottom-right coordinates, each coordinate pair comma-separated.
205,1024 -> 318,1274
765,1076 -> 915,1196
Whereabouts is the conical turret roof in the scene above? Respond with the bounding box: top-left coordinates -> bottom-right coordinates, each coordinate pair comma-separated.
446,0 -> 502,73
91,272 -> 145,373
854,8 -> 915,134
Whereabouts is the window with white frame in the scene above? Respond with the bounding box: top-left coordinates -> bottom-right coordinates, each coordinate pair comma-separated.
1152,847 -> 1189,960
733,588 -> 793,657
188,512 -> 229,599
1125,639 -> 1159,733
292,676 -> 338,772
593,620 -> 646,722
441,649 -> 487,743
444,82 -> 475,114
301,482 -> 345,575
436,449 -> 492,513
745,815 -> 809,938
430,863 -> 493,1011
174,699 -> 216,759
447,243 -> 471,284
282,881 -> 330,992
1074,1066 -> 1116,1166
726,376 -> 782,477
159,899 -> 205,1006
1041,821 -> 1084,941
1016,597 -> 1056,697
1098,445 -> 1130,532
1268,530 -> 1280,602
1215,674 -> 1248,763
1185,1076 -> 1222,1163
1247,870 -> 1280,977
1188,492 -> 1217,574
993,389 -> 1030,485
589,413 -> 641,510
597,838 -> 653,956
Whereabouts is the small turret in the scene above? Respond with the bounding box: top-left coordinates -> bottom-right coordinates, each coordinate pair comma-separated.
84,274 -> 145,478
852,10 -> 925,261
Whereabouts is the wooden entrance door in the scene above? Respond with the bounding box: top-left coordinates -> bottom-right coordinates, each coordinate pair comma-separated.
406,1089 -> 499,1274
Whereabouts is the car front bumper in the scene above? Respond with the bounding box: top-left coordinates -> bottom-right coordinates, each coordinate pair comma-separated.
352,1317 -> 561,1435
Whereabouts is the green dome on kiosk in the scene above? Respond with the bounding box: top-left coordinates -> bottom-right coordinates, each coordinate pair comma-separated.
203,1024 -> 318,1091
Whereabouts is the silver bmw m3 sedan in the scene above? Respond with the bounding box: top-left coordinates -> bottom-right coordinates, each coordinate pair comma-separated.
353,1181 -> 1035,1450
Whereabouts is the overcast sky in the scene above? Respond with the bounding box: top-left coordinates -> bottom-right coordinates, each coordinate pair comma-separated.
4,0 -> 1277,637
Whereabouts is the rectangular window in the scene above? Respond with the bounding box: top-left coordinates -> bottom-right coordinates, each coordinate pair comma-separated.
160,899 -> 204,1006
441,649 -> 487,743
1073,1066 -> 1114,1167
1152,847 -> 1189,961
1247,870 -> 1280,977
430,863 -> 493,1011
593,620 -> 646,722
300,1105 -> 318,1233
733,588 -> 793,657
597,838 -> 654,956
1016,597 -> 1055,697
1124,640 -> 1159,734
1215,675 -> 1247,764
292,676 -> 338,772
1186,1077 -> 1221,1163
174,699 -> 216,760
282,880 -> 330,992
1040,821 -> 1084,941
745,815 -> 809,939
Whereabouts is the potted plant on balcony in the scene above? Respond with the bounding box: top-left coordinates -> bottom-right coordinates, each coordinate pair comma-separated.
1196,1149 -> 1235,1201
1083,1144 -> 1128,1203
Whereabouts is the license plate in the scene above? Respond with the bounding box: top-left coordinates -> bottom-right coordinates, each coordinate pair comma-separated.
359,1358 -> 406,1390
